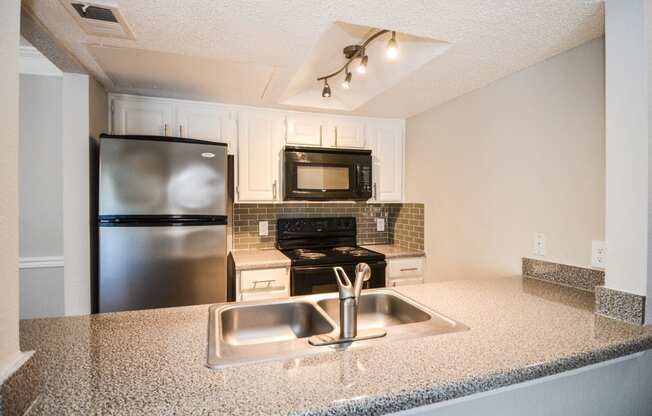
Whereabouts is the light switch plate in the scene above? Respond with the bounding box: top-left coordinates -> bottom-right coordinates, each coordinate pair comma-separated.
258,221 -> 269,237
591,240 -> 606,269
533,233 -> 546,256
376,218 -> 385,232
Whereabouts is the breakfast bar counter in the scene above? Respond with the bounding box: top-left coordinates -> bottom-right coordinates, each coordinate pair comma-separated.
20,277 -> 652,415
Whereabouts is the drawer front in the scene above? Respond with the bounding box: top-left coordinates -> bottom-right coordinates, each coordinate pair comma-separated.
388,276 -> 424,287
388,257 -> 425,278
240,288 -> 288,301
240,268 -> 289,292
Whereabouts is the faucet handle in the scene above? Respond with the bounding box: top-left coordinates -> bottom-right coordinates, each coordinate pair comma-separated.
354,263 -> 371,299
333,266 -> 354,300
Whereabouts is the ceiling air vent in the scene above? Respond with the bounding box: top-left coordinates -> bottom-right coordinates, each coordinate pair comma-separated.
60,1 -> 135,40
71,3 -> 118,23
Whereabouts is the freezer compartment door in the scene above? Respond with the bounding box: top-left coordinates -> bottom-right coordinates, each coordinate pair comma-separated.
99,137 -> 227,216
99,224 -> 227,313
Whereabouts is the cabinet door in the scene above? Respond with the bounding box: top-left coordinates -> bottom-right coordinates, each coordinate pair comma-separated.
285,114 -> 322,146
111,97 -> 174,136
334,120 -> 365,148
176,104 -> 236,153
370,121 -> 404,202
237,110 -> 282,201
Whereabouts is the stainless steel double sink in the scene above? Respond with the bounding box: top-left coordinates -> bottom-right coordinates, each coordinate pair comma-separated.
207,289 -> 468,368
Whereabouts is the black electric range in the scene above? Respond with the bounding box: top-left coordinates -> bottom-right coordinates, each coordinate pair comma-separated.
276,217 -> 386,296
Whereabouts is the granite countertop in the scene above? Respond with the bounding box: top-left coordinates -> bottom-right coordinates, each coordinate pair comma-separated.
363,244 -> 425,259
230,248 -> 291,270
20,277 -> 652,415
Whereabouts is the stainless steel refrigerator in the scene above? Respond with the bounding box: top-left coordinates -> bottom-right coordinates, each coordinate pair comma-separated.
97,134 -> 228,313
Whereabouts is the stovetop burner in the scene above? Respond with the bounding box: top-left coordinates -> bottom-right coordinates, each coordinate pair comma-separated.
276,217 -> 385,267
332,246 -> 356,253
281,245 -> 384,266
294,250 -> 327,259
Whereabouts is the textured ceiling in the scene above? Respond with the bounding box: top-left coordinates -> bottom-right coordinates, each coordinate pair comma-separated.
22,0 -> 604,118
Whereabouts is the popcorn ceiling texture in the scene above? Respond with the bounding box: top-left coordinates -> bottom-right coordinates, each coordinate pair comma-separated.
22,0 -> 604,117
232,203 -> 424,251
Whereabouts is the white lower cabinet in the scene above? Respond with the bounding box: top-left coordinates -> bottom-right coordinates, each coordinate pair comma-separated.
387,257 -> 425,287
236,267 -> 290,301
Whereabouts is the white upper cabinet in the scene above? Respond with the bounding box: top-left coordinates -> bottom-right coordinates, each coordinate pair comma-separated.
285,114 -> 322,146
369,120 -> 404,202
237,110 -> 283,202
176,103 -> 236,153
333,119 -> 366,148
111,97 -> 174,136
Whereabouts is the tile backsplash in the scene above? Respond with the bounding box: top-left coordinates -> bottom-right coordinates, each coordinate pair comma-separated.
232,203 -> 424,251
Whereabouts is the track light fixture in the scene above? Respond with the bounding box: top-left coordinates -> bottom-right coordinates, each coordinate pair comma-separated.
321,79 -> 331,97
317,29 -> 399,98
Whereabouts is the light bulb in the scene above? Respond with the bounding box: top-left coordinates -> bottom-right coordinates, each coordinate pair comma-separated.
357,55 -> 368,74
386,32 -> 398,59
341,71 -> 352,89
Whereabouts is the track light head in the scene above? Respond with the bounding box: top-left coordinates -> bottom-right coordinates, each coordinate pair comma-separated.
357,55 -> 368,74
322,79 -> 331,97
341,71 -> 352,89
386,32 -> 398,59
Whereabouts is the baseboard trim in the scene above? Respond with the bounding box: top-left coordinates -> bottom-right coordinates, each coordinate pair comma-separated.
19,256 -> 64,269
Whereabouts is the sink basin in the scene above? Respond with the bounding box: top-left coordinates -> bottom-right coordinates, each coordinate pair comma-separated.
317,293 -> 431,330
207,289 -> 468,369
220,301 -> 333,346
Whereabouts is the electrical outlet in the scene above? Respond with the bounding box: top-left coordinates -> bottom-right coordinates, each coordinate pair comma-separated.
258,221 -> 268,237
591,240 -> 606,269
376,218 -> 385,232
533,233 -> 546,256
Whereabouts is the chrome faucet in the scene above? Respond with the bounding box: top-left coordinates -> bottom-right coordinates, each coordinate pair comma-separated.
333,263 -> 371,339
308,263 -> 386,347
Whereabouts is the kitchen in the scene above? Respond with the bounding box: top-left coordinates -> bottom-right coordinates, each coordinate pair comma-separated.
3,1 -> 652,415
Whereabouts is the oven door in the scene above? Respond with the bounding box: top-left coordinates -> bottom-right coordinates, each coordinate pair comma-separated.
284,147 -> 372,201
291,261 -> 386,296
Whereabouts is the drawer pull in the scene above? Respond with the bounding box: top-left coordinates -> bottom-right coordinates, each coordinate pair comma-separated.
252,279 -> 275,288
400,267 -> 418,272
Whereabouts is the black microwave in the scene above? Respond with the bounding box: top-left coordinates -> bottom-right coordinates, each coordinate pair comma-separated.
283,146 -> 373,201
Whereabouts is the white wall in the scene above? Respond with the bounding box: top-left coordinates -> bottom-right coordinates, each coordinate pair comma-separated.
19,74 -> 65,319
604,0 -> 649,301
0,0 -> 22,375
62,73 -> 91,316
406,38 -> 605,281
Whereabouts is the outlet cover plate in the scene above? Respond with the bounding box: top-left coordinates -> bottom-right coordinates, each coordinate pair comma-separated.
376,218 -> 385,232
591,240 -> 606,269
258,221 -> 269,237
533,233 -> 546,256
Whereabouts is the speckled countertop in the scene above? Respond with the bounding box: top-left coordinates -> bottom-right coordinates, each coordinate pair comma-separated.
362,244 -> 425,259
20,277 -> 652,415
230,248 -> 290,270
